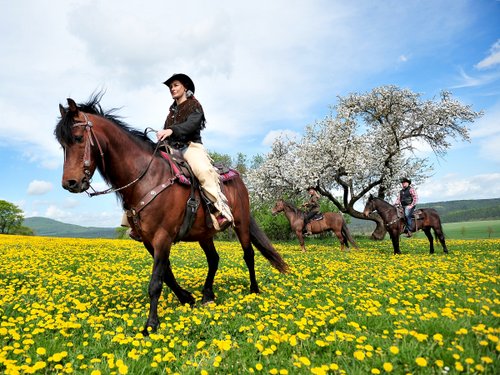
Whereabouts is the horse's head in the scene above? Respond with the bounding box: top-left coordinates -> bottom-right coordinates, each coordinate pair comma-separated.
271,199 -> 286,215
363,194 -> 376,217
55,98 -> 100,193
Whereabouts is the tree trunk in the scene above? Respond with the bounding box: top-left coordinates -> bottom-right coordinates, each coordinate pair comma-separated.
370,217 -> 386,240
343,204 -> 387,240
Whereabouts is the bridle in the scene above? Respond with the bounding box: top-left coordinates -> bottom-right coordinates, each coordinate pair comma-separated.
369,198 -> 402,227
70,113 -> 160,197
71,113 -> 105,180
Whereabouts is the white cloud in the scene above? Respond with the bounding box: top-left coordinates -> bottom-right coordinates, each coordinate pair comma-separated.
419,173 -> 500,202
27,180 -> 53,195
45,205 -> 70,221
471,101 -> 500,163
262,130 -> 301,147
475,39 -> 500,69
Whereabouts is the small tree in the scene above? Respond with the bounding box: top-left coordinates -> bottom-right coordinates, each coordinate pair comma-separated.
0,200 -> 25,234
248,85 -> 482,239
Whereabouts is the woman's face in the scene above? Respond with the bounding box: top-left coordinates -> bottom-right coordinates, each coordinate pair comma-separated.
169,80 -> 187,102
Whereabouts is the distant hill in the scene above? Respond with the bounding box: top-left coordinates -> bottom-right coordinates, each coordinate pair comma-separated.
348,198 -> 500,234
24,217 -> 118,239
419,198 -> 500,222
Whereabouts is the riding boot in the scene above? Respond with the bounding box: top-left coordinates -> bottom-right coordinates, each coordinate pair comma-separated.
303,223 -> 312,236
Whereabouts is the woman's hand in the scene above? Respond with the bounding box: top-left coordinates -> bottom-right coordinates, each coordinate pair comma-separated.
157,129 -> 173,141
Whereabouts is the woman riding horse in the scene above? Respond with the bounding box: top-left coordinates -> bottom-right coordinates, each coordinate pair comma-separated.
55,93 -> 288,335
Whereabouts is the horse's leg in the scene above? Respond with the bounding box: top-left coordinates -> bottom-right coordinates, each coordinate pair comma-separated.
423,228 -> 435,254
198,239 -> 220,304
433,226 -> 449,254
296,230 -> 307,252
390,231 -> 401,255
234,226 -> 260,294
143,240 -> 195,336
330,228 -> 343,251
143,249 -> 168,335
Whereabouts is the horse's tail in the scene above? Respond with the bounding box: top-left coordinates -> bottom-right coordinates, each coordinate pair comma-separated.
341,220 -> 358,249
249,216 -> 289,273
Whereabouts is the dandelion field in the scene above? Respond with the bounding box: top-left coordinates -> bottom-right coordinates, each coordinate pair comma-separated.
0,236 -> 498,374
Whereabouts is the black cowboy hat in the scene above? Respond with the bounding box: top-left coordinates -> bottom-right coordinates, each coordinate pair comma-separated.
400,177 -> 411,184
163,73 -> 195,93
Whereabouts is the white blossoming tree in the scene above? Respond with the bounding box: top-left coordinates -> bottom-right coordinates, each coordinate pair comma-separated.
248,85 -> 482,239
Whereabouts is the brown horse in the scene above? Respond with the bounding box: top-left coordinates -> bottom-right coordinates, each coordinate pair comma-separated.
363,194 -> 448,255
271,199 -> 358,252
54,95 -> 288,335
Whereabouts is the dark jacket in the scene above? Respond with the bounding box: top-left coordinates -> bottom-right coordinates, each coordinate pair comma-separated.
164,97 -> 205,148
303,195 -> 320,213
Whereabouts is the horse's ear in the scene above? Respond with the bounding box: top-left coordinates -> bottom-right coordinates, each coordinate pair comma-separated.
67,98 -> 78,113
59,103 -> 66,117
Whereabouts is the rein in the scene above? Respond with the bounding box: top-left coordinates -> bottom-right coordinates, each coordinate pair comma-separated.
72,115 -> 160,197
372,199 -> 401,227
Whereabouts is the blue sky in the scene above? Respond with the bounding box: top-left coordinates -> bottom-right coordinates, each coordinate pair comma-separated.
1,0 -> 499,228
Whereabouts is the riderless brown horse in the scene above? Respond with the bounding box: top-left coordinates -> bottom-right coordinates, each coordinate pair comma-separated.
271,199 -> 358,252
363,194 -> 448,255
54,95 -> 288,335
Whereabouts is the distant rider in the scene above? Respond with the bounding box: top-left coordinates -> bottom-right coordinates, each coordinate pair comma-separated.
301,187 -> 321,235
395,177 -> 418,237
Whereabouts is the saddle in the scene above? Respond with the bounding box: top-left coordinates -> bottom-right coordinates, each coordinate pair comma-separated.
310,213 -> 324,221
395,205 -> 423,232
159,150 -> 239,241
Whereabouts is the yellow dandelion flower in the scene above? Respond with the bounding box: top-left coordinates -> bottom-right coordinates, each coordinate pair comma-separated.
435,360 -> 444,368
455,362 -> 464,371
389,346 -> 399,354
36,347 -> 46,355
475,364 -> 485,372
415,357 -> 427,367
311,367 -> 327,375
299,357 -> 311,366
371,368 -> 381,374
480,356 -> 493,364
255,363 -> 263,371
196,341 -> 205,349
383,362 -> 393,372
353,350 -> 365,361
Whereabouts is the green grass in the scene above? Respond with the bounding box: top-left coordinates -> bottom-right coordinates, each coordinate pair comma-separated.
0,236 -> 498,374
441,220 -> 500,239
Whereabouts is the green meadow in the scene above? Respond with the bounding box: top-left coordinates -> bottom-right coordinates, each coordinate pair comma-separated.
441,220 -> 500,239
0,236 -> 498,374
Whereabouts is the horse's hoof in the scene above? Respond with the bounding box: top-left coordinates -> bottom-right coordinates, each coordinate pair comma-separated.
202,300 -> 215,306
250,286 -> 260,294
141,324 -> 157,337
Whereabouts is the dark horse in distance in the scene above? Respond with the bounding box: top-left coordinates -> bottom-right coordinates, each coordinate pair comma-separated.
363,195 -> 448,255
54,95 -> 288,335
272,199 -> 358,252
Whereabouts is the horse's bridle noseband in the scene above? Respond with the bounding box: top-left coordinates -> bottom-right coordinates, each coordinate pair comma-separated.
71,113 -> 106,181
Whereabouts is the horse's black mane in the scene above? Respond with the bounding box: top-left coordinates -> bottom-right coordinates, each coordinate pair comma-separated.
54,92 -> 156,151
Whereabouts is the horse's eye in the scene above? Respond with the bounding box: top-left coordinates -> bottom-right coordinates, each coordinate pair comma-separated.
74,135 -> 84,143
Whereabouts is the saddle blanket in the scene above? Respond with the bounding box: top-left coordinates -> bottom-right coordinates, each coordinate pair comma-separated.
160,151 -> 240,185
